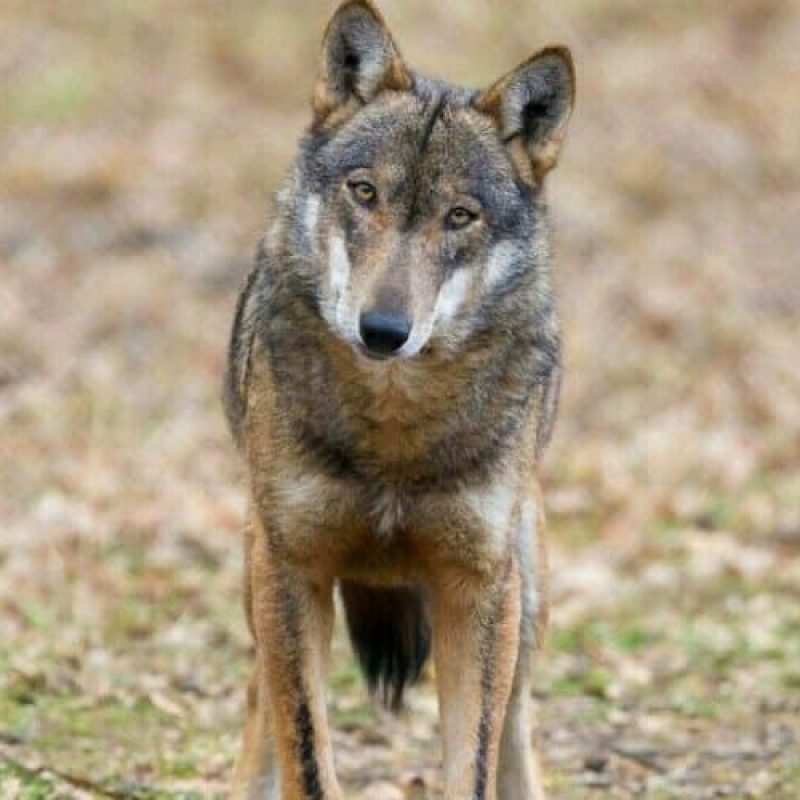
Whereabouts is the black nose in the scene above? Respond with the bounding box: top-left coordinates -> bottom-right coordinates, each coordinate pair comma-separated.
359,310 -> 411,356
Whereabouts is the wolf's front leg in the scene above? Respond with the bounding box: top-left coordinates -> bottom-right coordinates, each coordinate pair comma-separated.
432,557 -> 521,800
498,492 -> 548,800
244,522 -> 341,800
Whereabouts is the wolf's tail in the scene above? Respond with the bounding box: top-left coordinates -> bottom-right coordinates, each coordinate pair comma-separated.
340,581 -> 431,710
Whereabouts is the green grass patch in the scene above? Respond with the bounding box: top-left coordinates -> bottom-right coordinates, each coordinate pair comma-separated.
1,66 -> 99,124
551,666 -> 614,700
552,618 -> 662,656
0,759 -> 59,800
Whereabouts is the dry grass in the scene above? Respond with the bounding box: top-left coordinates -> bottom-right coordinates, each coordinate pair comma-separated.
1,1 -> 799,797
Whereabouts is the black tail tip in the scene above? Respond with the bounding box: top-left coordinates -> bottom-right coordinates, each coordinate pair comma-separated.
340,581 -> 431,710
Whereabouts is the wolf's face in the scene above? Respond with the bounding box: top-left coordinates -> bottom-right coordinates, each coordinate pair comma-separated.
296,1 -> 573,361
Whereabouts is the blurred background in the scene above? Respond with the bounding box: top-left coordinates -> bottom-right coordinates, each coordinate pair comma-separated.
1,1 -> 798,797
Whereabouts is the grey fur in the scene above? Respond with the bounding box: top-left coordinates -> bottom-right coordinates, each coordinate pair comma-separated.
224,5 -> 575,797
225,79 -> 565,484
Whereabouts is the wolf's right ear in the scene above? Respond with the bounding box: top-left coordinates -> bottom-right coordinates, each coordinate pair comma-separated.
312,0 -> 412,127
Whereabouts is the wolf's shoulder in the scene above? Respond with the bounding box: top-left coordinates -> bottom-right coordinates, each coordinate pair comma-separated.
222,263 -> 264,446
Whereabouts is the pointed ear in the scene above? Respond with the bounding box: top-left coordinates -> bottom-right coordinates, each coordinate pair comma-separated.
312,0 -> 412,127
474,46 -> 575,184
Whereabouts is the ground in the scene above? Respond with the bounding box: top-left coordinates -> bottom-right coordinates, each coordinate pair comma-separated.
1,0 -> 799,798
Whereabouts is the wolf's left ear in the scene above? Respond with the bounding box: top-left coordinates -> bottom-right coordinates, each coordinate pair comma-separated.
313,0 -> 412,127
474,46 -> 575,184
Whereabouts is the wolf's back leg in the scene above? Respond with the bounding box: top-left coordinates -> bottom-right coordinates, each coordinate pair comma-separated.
230,523 -> 280,800
230,663 -> 280,800
498,492 -> 548,800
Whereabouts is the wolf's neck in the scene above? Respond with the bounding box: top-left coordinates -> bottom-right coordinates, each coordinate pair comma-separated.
260,261 -> 557,487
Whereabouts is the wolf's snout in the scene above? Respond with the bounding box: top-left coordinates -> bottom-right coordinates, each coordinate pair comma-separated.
359,310 -> 411,356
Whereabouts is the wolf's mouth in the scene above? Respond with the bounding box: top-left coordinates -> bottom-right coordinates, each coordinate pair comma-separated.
355,342 -> 437,364
356,344 -> 398,362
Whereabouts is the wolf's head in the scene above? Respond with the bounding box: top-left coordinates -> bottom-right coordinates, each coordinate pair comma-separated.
289,0 -> 574,361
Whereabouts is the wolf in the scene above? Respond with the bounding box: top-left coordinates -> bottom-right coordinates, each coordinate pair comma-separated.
223,1 -> 574,798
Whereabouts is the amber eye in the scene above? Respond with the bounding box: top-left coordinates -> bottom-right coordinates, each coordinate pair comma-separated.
445,206 -> 478,230
348,180 -> 377,206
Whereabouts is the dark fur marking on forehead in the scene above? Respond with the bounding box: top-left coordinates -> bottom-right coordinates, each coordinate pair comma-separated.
417,96 -> 446,156
411,73 -> 476,108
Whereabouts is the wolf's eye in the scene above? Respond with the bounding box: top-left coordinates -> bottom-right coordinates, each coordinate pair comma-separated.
348,180 -> 377,206
445,206 -> 478,230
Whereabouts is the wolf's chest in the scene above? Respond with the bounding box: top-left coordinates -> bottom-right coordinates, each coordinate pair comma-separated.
370,486 -> 406,537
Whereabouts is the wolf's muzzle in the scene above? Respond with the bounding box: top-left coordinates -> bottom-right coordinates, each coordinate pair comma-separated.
359,310 -> 411,357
